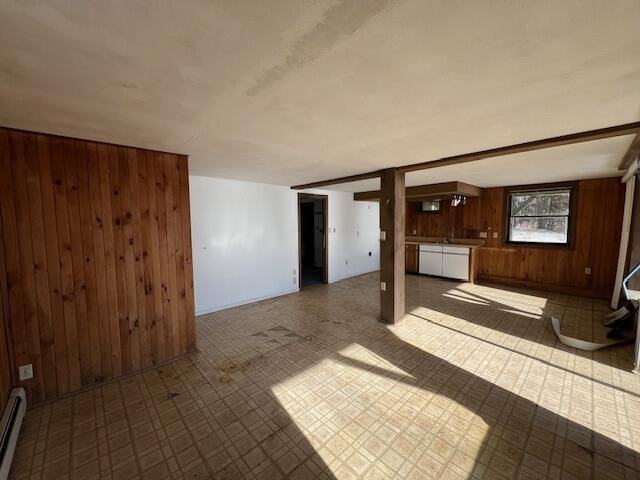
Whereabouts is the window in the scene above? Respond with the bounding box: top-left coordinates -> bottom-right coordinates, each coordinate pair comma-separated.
417,200 -> 440,213
506,186 -> 574,245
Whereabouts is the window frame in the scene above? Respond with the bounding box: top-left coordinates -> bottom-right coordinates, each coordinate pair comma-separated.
503,182 -> 578,248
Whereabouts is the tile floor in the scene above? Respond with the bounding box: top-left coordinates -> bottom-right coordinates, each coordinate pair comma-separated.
9,273 -> 640,479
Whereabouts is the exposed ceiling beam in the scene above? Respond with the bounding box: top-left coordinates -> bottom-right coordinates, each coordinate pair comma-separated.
618,133 -> 640,171
354,181 -> 481,201
399,121 -> 640,173
292,122 -> 640,189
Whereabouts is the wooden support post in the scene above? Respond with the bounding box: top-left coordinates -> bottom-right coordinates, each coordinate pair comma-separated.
379,168 -> 405,323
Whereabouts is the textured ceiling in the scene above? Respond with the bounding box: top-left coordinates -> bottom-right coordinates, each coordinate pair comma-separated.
1,0 -> 639,190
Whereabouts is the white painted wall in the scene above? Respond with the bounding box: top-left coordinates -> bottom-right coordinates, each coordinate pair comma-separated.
189,176 -> 379,315
190,176 -> 299,315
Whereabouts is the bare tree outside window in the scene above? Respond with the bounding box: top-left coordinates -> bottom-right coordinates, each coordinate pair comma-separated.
508,188 -> 571,244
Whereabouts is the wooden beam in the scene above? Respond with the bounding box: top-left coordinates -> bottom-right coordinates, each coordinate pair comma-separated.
354,181 -> 481,202
291,170 -> 381,190
399,122 -> 640,173
379,168 -> 405,324
354,190 -> 380,201
406,181 -> 481,198
297,122 -> 640,190
618,133 -> 640,171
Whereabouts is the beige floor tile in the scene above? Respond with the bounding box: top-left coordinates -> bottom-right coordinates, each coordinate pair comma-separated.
9,273 -> 640,479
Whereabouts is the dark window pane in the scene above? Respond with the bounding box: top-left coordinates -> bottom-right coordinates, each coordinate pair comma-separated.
510,190 -> 570,217
509,216 -> 568,243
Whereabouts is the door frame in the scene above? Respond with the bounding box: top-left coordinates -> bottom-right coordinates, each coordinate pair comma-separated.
297,193 -> 328,287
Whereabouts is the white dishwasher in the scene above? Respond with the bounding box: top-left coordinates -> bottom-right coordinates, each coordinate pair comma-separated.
418,244 -> 443,276
442,246 -> 469,281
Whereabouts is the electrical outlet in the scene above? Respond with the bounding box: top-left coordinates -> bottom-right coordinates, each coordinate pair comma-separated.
19,364 -> 33,381
585,267 -> 592,275
380,282 -> 386,291
293,277 -> 297,285
293,269 -> 296,275
412,229 -> 417,235
492,232 -> 498,239
380,230 -> 386,241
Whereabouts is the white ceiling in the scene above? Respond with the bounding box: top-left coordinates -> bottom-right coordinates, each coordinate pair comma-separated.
1,0 -> 639,190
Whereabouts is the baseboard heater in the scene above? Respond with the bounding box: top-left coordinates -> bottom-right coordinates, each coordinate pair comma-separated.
0,388 -> 26,480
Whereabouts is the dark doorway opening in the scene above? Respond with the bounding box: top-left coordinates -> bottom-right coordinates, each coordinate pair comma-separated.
298,193 -> 328,288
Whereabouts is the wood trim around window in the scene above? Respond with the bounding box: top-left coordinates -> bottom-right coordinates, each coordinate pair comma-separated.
503,181 -> 578,249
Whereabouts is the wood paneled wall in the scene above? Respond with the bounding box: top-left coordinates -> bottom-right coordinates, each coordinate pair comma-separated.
0,220 -> 12,412
407,199 -> 463,238
407,178 -> 625,298
0,128 -> 196,404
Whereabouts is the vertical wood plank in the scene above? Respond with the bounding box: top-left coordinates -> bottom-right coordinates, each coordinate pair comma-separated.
108,145 -> 131,374
171,155 -> 187,354
179,156 -> 196,352
0,129 -> 26,397
10,131 -> 44,402
37,134 -> 70,396
119,148 -> 141,372
50,136 -> 82,391
63,139 -> 92,385
127,148 -> 150,368
156,153 -> 173,360
0,212 -> 14,411
87,142 -> 113,380
98,144 -> 122,377
24,132 -> 58,399
162,154 -> 180,356
138,151 -> 157,365
76,140 -> 102,382
148,153 -> 166,363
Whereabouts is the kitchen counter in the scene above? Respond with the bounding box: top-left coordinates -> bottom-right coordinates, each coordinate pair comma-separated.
405,237 -> 481,282
405,236 -> 484,249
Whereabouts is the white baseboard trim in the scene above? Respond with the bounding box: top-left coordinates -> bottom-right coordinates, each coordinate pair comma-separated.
196,288 -> 300,316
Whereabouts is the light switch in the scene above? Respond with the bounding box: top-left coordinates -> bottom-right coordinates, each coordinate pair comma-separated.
380,231 -> 386,241
585,267 -> 592,275
380,282 -> 386,291
479,232 -> 488,239
492,232 -> 498,239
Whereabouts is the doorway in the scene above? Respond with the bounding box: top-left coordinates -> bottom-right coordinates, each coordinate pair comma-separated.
298,193 -> 328,288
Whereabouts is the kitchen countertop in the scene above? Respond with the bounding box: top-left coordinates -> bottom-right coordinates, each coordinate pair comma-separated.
405,236 -> 484,249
